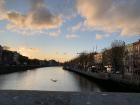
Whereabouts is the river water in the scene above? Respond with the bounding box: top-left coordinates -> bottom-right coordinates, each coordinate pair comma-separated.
0,67 -> 102,92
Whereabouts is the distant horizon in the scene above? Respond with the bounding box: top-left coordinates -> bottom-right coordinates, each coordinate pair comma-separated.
1,39 -> 139,63
0,0 -> 140,62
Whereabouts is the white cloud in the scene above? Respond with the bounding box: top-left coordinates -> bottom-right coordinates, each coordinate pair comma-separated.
76,0 -> 140,36
70,22 -> 83,32
68,21 -> 96,33
47,29 -> 61,37
66,34 -> 78,39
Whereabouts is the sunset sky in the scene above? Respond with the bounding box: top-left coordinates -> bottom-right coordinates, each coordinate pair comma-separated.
0,0 -> 140,62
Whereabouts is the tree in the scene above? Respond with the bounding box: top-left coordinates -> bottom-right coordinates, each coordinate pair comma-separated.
111,40 -> 126,74
78,53 -> 88,70
86,52 -> 96,67
102,48 -> 112,66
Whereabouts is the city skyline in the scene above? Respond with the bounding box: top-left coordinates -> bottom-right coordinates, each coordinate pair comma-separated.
0,0 -> 140,62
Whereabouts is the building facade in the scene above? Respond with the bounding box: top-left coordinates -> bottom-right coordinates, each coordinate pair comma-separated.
124,44 -> 134,75
13,52 -> 20,65
0,45 -> 3,64
133,40 -> 140,74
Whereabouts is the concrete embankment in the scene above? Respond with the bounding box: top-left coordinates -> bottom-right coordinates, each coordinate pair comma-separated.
64,67 -> 140,91
0,90 -> 140,105
0,65 -> 45,74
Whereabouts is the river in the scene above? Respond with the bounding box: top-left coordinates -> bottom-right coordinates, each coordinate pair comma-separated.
0,67 -> 102,92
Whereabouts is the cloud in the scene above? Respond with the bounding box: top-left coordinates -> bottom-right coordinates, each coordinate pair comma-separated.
70,22 -> 83,32
0,0 -> 62,35
76,0 -> 140,36
7,26 -> 61,37
68,21 -> 95,33
95,34 -> 104,40
66,34 -> 78,39
47,29 -> 61,37
0,0 -> 6,20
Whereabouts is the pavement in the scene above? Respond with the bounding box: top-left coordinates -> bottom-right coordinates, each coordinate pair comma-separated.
0,90 -> 140,105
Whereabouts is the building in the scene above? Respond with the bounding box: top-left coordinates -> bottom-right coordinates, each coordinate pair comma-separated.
133,40 -> 140,74
13,52 -> 20,65
2,50 -> 13,65
48,60 -> 60,66
94,53 -> 103,64
0,45 -> 3,64
124,44 -> 134,75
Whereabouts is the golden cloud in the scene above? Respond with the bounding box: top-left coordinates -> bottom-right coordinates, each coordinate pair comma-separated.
76,0 -> 140,36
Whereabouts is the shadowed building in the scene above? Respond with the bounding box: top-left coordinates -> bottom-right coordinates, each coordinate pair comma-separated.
13,52 -> 20,65
0,45 -> 3,64
133,40 -> 140,75
2,50 -> 14,65
124,44 -> 134,75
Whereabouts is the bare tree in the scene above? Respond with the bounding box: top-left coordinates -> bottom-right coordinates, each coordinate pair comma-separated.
102,48 -> 112,66
111,40 -> 126,74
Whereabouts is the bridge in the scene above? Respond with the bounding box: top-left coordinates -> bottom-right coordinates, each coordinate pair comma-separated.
0,90 -> 140,105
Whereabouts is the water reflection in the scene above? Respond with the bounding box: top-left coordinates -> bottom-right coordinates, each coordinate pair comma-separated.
0,67 -> 102,92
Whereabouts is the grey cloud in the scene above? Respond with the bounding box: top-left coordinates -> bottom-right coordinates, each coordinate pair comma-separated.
0,0 -> 62,33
